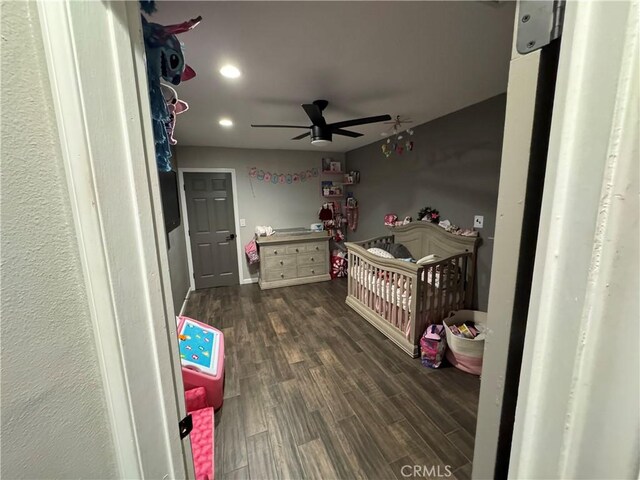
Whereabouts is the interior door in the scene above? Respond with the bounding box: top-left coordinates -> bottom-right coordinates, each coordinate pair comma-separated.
184,172 -> 239,289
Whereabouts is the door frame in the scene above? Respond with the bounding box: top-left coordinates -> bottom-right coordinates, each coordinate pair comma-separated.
38,0 -> 637,477
179,168 -> 245,290
474,1 -> 639,478
37,1 -> 193,478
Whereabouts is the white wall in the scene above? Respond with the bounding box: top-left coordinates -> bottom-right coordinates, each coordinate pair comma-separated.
0,2 -> 118,478
177,146 -> 345,282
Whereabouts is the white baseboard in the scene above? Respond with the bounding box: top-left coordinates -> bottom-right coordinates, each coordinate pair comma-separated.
178,288 -> 192,316
242,278 -> 259,285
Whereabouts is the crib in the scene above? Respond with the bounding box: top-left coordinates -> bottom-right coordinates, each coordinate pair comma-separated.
345,222 -> 479,357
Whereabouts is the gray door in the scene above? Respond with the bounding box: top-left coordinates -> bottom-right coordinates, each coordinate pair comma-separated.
184,172 -> 239,289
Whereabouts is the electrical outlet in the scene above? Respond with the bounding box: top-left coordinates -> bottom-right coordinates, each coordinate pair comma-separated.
239,218 -> 246,227
474,215 -> 484,229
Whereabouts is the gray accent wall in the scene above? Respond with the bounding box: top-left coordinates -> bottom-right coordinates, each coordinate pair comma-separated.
176,146 -> 345,283
1,2 -> 118,478
345,95 -> 507,310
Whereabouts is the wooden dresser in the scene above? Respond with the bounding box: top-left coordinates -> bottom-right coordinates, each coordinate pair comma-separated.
256,231 -> 331,289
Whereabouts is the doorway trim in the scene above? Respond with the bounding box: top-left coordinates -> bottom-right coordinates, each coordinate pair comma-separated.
178,168 -> 246,289
38,0 -> 637,478
37,1 -> 193,478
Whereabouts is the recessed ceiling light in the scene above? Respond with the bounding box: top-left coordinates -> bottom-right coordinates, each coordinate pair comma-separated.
219,65 -> 241,79
219,118 -> 233,127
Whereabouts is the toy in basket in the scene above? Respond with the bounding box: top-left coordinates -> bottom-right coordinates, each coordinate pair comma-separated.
177,315 -> 225,409
443,310 -> 487,375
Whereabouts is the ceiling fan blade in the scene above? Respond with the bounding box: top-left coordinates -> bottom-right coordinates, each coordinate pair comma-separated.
332,128 -> 363,138
292,132 -> 311,140
251,124 -> 310,128
328,114 -> 392,130
302,104 -> 326,126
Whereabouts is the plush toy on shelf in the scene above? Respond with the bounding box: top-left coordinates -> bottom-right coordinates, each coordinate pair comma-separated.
142,13 -> 201,171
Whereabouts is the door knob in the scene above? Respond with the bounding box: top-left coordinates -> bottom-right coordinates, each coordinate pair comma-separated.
226,233 -> 236,241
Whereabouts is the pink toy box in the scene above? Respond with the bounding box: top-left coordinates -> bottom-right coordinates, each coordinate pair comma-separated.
177,315 -> 225,410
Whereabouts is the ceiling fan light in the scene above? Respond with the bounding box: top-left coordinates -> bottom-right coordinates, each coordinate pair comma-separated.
311,139 -> 331,146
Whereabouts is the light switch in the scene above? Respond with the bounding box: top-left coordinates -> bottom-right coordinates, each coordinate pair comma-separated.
239,218 -> 246,227
474,215 -> 484,229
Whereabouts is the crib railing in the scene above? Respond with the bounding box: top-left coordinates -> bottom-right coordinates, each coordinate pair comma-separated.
413,252 -> 474,341
357,234 -> 394,250
348,247 -> 417,335
345,241 -> 474,357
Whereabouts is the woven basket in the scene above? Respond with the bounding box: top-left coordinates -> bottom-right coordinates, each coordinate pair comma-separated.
443,310 -> 487,375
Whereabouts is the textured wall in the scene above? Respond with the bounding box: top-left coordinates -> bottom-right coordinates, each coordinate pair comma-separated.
177,146 -> 345,282
0,2 -> 118,478
346,95 -> 507,310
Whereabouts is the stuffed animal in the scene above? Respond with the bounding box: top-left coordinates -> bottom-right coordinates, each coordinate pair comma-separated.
142,15 -> 201,171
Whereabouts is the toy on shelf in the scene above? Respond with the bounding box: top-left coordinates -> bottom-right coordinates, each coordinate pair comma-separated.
142,13 -> 201,171
322,181 -> 343,197
346,195 -> 359,232
343,170 -> 360,185
319,202 -> 345,242
321,158 -> 343,173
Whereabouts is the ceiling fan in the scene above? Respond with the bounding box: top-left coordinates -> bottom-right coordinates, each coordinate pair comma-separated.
251,100 -> 391,146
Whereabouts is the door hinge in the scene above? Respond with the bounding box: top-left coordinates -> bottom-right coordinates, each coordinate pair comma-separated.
516,0 -> 565,54
179,414 -> 193,440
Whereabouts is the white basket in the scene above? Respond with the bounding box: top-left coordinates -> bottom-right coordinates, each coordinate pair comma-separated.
443,310 -> 487,375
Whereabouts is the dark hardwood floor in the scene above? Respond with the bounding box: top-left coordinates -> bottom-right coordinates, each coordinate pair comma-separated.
183,279 -> 480,480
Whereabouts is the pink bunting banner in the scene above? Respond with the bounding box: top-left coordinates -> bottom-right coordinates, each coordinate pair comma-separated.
248,167 -> 319,185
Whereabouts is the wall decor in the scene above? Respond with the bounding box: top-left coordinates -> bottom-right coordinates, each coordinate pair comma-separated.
380,115 -> 415,158
248,167 -> 318,185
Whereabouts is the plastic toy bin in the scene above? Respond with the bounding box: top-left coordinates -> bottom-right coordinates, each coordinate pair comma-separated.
177,315 -> 225,410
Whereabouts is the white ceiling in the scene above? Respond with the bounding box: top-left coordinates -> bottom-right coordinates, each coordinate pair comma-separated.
151,1 -> 515,152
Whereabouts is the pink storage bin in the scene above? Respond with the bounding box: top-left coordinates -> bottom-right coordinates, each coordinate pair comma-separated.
443,310 -> 487,376
178,315 -> 225,410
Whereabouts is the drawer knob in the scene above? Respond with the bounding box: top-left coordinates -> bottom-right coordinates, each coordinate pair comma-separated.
295,248 -> 299,252
274,250 -> 278,255
311,270 -> 315,274
315,246 -> 319,251
279,260 -> 283,265
280,273 -> 284,278
310,257 -> 314,262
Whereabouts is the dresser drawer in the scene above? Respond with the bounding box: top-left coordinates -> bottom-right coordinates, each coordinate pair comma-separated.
262,245 -> 286,257
297,252 -> 325,266
264,267 -> 298,282
264,255 -> 297,270
297,264 -> 327,278
306,242 -> 327,254
285,243 -> 306,254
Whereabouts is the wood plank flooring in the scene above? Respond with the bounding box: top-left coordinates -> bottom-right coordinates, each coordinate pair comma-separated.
183,279 -> 480,480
